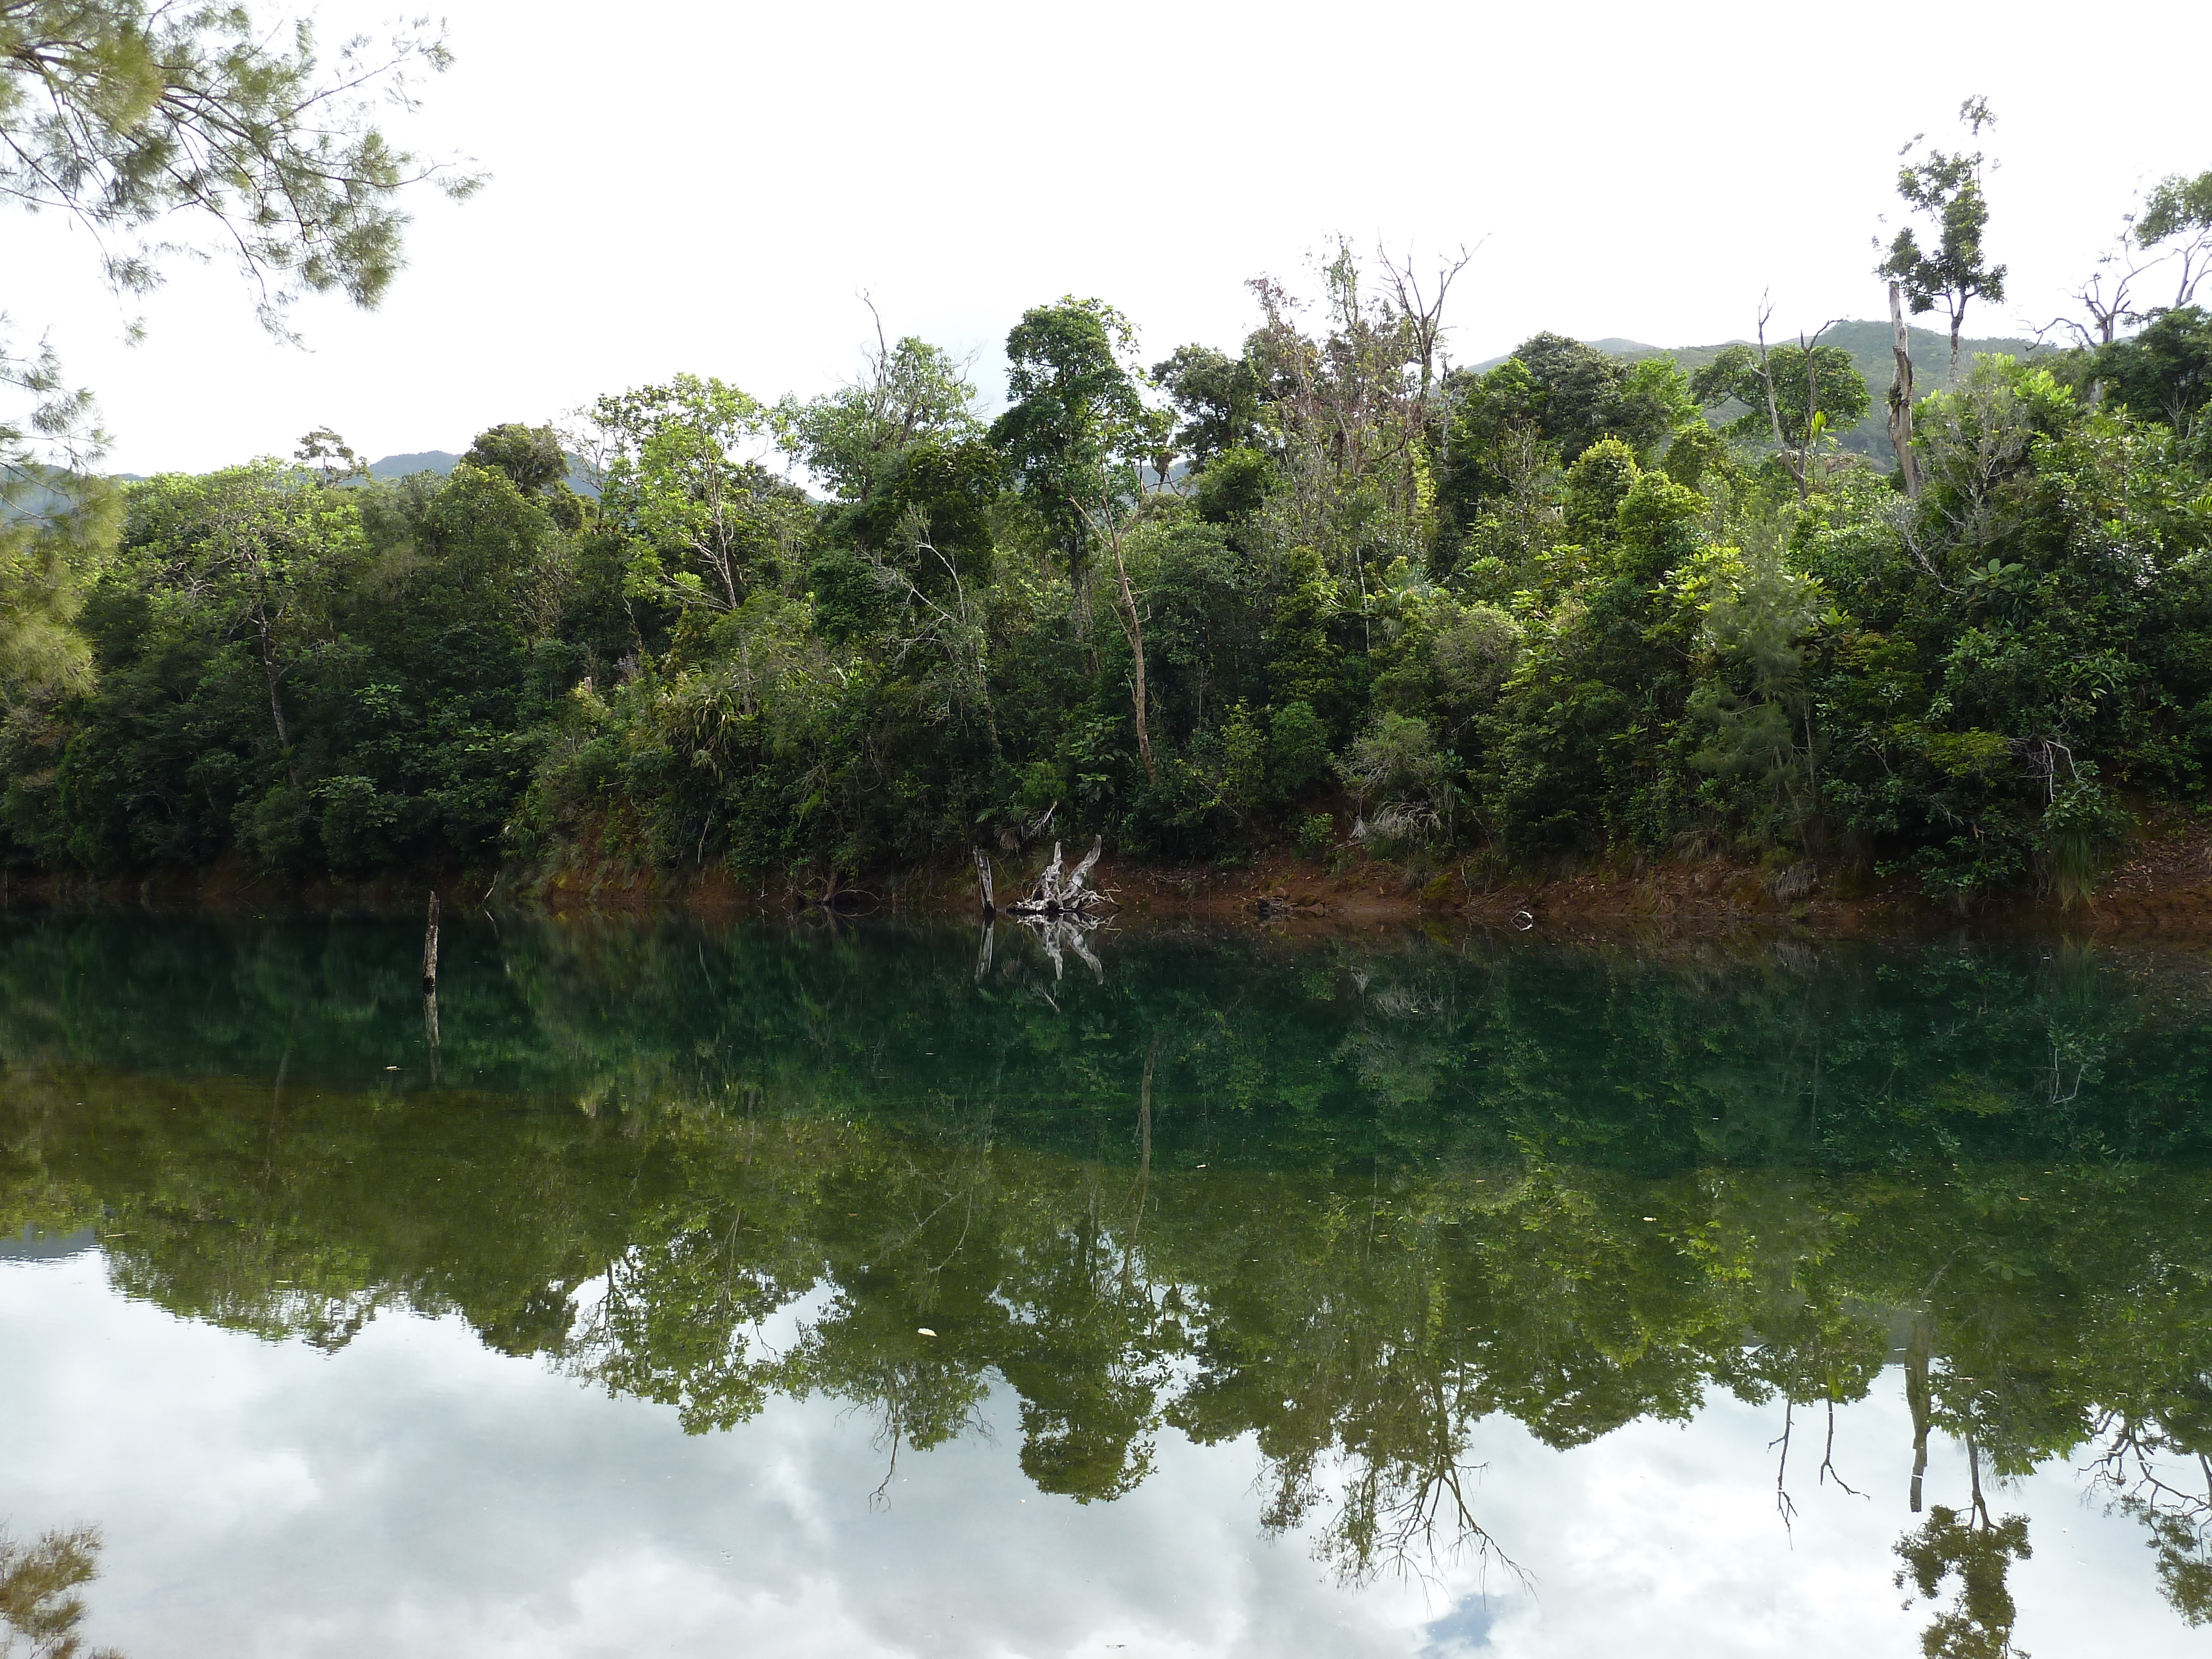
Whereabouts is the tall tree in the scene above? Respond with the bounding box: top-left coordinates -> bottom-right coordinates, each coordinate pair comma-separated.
2040,169 -> 2212,350
990,297 -> 1147,591
126,460 -> 365,776
592,377 -> 805,616
1149,345 -> 1261,473
2138,171 -> 2212,315
779,305 -> 980,505
1877,96 -> 2007,374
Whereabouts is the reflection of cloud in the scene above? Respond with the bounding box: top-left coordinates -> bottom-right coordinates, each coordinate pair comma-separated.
1422,1593 -> 1496,1653
0,1224 -> 97,1260
0,1257 -> 2199,1658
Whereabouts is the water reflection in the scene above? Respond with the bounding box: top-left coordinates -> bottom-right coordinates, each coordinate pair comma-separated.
0,1524 -> 121,1659
4,916 -> 2212,1650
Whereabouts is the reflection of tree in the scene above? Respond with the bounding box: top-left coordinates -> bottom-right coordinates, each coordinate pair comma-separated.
2093,1417 -> 2212,1626
1894,1498 -> 2033,1658
0,1524 -> 122,1659
14,924 -> 2212,1622
1290,1403 -> 1524,1592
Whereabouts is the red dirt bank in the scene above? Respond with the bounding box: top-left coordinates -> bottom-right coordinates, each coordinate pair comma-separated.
13,816 -> 2212,939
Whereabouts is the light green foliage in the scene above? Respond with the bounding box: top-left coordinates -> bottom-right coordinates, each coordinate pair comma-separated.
0,330 -> 115,720
1340,709 -> 1441,801
1340,711 -> 1448,847
1661,420 -> 1734,491
0,474 -> 113,719
778,335 -> 980,504
1563,436 -> 1642,546
593,376 -> 805,614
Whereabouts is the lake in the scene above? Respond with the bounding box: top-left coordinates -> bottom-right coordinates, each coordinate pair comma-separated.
3,912 -> 2210,1656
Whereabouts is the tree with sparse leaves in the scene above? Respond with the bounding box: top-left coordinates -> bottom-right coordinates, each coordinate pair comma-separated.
1879,96 -> 2007,373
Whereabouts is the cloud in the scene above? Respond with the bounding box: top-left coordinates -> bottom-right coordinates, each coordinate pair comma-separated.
0,1255 -> 2193,1656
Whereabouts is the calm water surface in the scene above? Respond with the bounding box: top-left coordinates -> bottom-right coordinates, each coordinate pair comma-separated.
4,914 -> 2212,1656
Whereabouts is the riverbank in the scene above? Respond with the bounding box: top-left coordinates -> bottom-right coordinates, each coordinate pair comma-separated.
11,811 -> 2208,941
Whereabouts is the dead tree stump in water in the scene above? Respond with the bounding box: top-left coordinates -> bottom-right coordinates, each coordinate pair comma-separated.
421,893 -> 441,992
1003,837 -> 1111,918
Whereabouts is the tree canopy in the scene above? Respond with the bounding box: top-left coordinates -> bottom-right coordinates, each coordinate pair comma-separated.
0,120 -> 2207,911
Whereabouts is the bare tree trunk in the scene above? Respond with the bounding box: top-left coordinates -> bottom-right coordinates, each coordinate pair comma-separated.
1888,283 -> 1923,498
252,617 -> 301,785
1753,302 -> 1800,496
1800,350 -> 1817,500
421,892 -> 441,991
1906,1307 -> 1932,1512
1107,533 -> 1156,784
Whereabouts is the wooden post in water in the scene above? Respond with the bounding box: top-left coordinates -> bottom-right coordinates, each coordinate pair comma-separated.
422,893 -> 441,991
422,891 -> 442,1081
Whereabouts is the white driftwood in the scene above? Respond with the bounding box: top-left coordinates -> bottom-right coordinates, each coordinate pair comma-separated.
1065,922 -> 1103,983
1004,836 -> 1114,917
1062,836 -> 1102,900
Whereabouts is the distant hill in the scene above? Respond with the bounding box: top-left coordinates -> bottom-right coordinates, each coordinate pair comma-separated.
366,450 -> 600,497
368,450 -> 461,479
110,448 -> 599,496
1474,320 -> 2058,458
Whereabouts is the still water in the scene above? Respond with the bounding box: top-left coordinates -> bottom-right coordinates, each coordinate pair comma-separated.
4,912 -> 2211,1656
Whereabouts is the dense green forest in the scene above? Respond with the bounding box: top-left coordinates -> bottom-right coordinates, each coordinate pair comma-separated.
6,183 -> 2211,904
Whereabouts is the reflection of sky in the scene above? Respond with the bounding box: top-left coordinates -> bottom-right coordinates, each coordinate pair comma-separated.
1,1255 -> 2192,1657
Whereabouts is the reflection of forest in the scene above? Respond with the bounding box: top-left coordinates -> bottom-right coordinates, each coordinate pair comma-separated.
5,917 -> 2212,1640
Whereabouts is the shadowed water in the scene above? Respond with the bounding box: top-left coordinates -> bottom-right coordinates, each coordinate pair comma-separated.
4,913 -> 2211,1656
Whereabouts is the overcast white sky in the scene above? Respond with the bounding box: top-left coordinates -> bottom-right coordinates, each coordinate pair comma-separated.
11,0 -> 2212,473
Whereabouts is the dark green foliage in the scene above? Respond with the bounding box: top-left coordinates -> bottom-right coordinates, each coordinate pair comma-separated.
989,298 -> 1146,573
1508,332 -> 1692,462
2093,305 -> 2212,431
1190,445 -> 1274,524
838,438 -> 1004,591
1151,343 -> 1264,468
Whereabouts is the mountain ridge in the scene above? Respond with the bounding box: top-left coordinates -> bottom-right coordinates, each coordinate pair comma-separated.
1473,319 -> 2056,457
